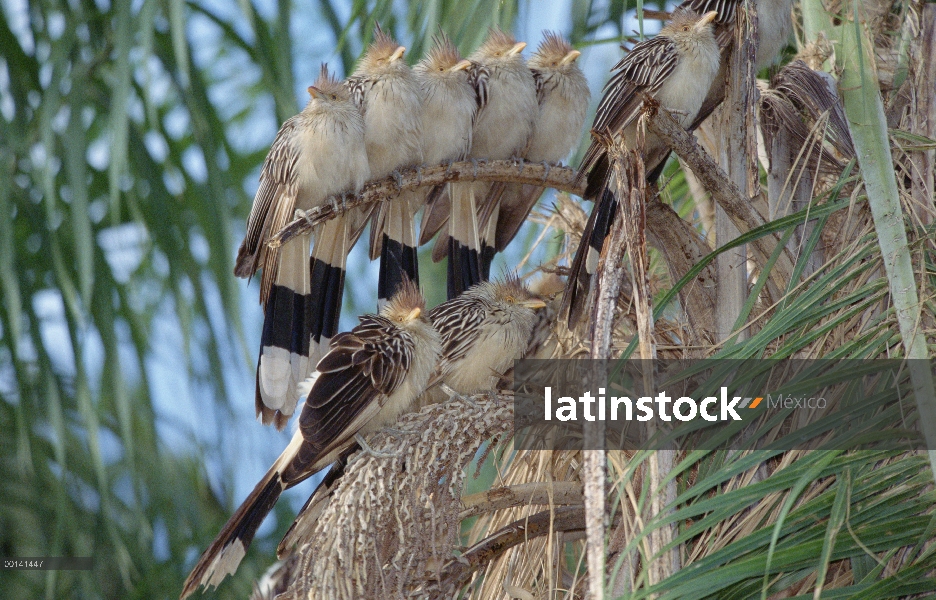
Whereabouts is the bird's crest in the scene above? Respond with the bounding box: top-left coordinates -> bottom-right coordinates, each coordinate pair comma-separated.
426,32 -> 463,70
478,27 -> 518,55
382,278 -> 426,322
535,31 -> 573,61
311,63 -> 345,98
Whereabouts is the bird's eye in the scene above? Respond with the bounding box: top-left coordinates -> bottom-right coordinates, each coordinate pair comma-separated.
683,25 -> 691,31
439,66 -> 445,71
505,295 -> 515,303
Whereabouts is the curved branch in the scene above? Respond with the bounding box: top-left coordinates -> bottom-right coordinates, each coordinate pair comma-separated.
458,482 -> 583,520
269,160 -> 582,249
430,506 -> 587,599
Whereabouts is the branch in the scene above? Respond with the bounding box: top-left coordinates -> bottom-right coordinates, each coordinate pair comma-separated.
270,160 -> 581,248
458,482 -> 583,520
643,96 -> 795,300
430,506 -> 587,598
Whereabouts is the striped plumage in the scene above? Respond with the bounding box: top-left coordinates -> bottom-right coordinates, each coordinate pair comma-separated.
275,277 -> 545,556
645,0 -> 795,181
422,29 -> 538,299
563,10 -> 721,327
348,26 -> 425,308
180,281 -> 441,599
426,276 -> 545,398
235,65 -> 370,429
479,32 -> 589,260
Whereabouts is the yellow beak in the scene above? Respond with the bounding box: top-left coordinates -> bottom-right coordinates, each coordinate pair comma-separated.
507,41 -> 527,56
561,49 -> 582,65
450,59 -> 473,72
390,46 -> 406,61
698,11 -> 718,27
522,298 -> 547,310
406,307 -> 422,321
307,86 -> 323,99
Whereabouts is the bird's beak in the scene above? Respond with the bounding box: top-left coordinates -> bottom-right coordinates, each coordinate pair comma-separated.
406,307 -> 422,321
507,42 -> 527,56
390,46 -> 406,62
450,59 -> 472,72
560,49 -> 581,65
698,11 -> 718,28
522,298 -> 547,310
307,85 -> 323,99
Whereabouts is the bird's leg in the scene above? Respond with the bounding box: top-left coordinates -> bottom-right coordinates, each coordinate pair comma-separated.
514,155 -> 525,173
440,383 -> 480,409
353,433 -> 399,460
471,158 -> 486,178
392,169 -> 404,191
415,165 -> 423,186
296,208 -> 315,227
541,161 -> 552,183
445,159 -> 455,177
382,426 -> 418,438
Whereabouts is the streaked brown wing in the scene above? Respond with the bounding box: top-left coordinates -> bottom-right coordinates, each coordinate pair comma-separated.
298,315 -> 413,455
426,295 -> 486,386
234,116 -> 302,283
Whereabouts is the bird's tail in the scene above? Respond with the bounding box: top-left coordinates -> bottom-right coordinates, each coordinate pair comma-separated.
180,433 -> 304,600
562,187 -> 617,327
492,183 -> 544,253
444,181 -> 483,299
374,192 -> 420,306
276,454 -> 349,558
309,216 -> 352,368
256,234 -> 312,430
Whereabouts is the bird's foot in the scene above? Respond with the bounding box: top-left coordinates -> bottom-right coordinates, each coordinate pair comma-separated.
445,159 -> 455,177
296,208 -> 315,226
541,161 -> 552,183
440,383 -> 481,409
514,156 -> 525,173
415,165 -> 423,186
471,158 -> 487,178
353,433 -> 399,460
392,170 -> 404,191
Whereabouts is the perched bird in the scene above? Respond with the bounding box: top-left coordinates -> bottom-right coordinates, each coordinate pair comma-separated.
276,276 -> 545,556
349,26 -> 425,307
426,276 -> 546,399
180,281 -> 441,599
422,29 -> 538,299
478,32 -> 589,264
407,33 -> 477,279
644,0 -> 796,181
563,10 -> 722,326
234,65 -> 370,429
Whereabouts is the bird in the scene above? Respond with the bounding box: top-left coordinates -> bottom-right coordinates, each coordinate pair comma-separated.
425,275 -> 546,399
180,280 -> 441,600
477,32 -> 590,265
233,64 -> 370,430
421,29 -> 539,299
643,0 -> 796,182
348,26 -> 426,308
275,276 -> 545,557
562,9 -> 722,327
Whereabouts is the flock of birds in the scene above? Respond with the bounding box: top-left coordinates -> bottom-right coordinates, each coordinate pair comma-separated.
183,0 -> 795,596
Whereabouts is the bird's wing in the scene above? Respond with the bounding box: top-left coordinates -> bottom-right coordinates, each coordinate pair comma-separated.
345,76 -> 370,112
297,315 -> 413,463
233,115 -> 302,293
576,36 -> 677,190
426,296 -> 486,387
468,62 -> 490,115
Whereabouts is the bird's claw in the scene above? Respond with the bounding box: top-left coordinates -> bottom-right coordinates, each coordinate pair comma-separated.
353,434 -> 399,460
515,156 -> 525,173
416,165 -> 423,186
445,159 -> 455,177
440,383 -> 481,409
471,158 -> 480,178
392,170 -> 404,191
297,208 -> 315,226
541,161 -> 552,183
